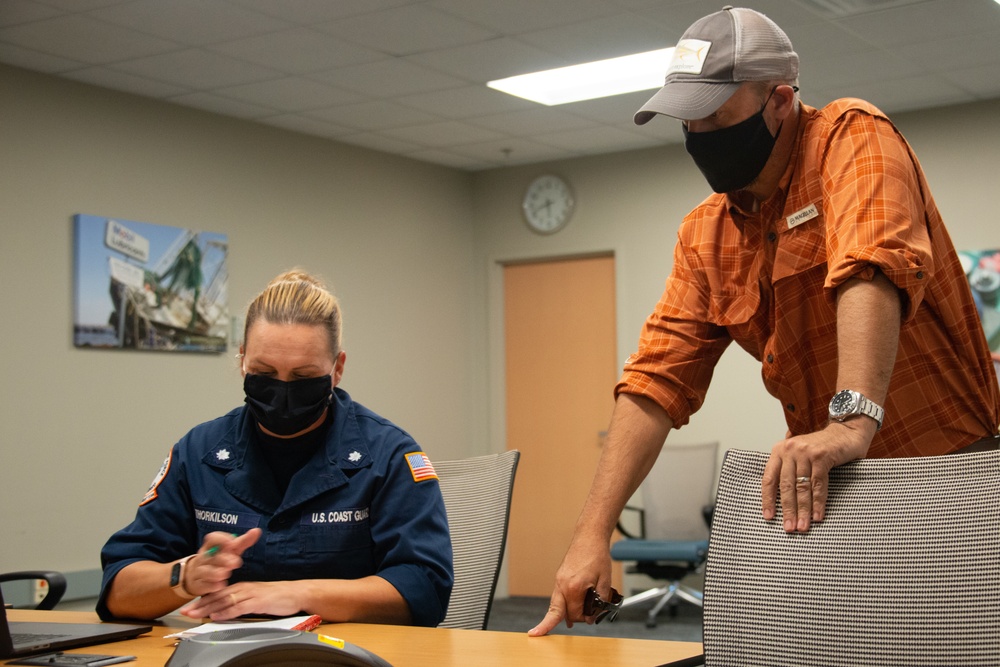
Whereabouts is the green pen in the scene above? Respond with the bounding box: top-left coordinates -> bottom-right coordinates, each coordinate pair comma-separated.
205,534 -> 236,557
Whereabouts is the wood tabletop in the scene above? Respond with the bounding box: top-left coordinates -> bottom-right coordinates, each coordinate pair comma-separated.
5,609 -> 702,667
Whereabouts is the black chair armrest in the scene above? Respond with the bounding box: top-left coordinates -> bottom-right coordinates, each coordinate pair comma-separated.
702,504 -> 714,528
0,570 -> 67,610
615,504 -> 646,540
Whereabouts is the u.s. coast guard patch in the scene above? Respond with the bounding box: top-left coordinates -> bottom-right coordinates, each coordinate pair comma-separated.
139,452 -> 172,506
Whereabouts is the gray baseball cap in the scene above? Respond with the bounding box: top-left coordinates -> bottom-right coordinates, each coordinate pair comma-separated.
634,6 -> 799,124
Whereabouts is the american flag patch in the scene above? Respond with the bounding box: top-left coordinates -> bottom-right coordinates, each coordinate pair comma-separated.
405,452 -> 438,482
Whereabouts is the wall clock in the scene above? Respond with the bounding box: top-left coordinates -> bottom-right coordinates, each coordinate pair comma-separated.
522,174 -> 575,234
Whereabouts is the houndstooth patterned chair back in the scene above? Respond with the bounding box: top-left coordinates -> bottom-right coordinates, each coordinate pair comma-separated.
704,448 -> 1000,666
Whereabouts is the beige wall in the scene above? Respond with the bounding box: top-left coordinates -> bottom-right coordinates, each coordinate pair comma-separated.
0,65 -> 476,575
3,61 -> 999,590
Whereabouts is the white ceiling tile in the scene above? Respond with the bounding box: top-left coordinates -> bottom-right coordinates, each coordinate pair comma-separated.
0,0 -> 62,27
537,125 -> 661,153
313,4 -> 496,56
209,27 -> 384,74
215,76 -> 366,112
0,42 -> 84,72
786,20 -> 885,60
334,131 -> 428,155
404,147 -> 496,170
2,0 -> 999,171
398,84 -> 534,119
256,113 -> 353,139
834,0 -> 1000,46
225,0 -> 416,24
557,89 -> 657,125
893,29 -> 1000,73
406,38 -> 567,82
309,59 -> 465,98
468,107 -> 599,136
798,49 -> 922,92
629,115 -> 686,144
941,63 -> 1000,100
304,100 -> 442,131
63,66 -> 191,97
25,0 -> 123,9
824,74 -> 977,114
428,0 -> 619,34
517,12 -> 675,62
88,0 -> 291,46
0,14 -> 179,63
110,48 -> 283,89
381,120 -> 507,147
167,91 -> 277,118
446,137 -> 583,166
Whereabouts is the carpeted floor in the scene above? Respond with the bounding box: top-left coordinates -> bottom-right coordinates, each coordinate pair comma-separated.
485,595 -> 703,643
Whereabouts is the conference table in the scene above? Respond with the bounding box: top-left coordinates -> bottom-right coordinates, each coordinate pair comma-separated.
5,609 -> 703,666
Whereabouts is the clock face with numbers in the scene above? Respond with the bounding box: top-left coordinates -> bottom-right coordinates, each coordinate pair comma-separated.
522,174 -> 575,234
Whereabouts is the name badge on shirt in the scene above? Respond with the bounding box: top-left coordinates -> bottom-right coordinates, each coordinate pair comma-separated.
786,203 -> 819,229
193,507 -> 260,530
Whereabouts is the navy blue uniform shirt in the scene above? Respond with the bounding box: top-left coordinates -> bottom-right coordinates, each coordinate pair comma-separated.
97,388 -> 453,626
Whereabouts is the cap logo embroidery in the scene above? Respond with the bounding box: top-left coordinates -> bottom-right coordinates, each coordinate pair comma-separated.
668,39 -> 711,75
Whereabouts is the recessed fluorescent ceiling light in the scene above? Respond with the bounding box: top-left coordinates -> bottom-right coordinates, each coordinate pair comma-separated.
487,48 -> 674,106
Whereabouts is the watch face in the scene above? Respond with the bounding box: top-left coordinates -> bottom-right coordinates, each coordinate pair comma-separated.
170,562 -> 181,587
830,390 -> 858,417
522,174 -> 574,234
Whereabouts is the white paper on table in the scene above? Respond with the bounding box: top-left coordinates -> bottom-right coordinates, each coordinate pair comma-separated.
165,614 -> 322,639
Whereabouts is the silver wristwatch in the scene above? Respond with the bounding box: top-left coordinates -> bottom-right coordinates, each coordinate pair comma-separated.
828,389 -> 884,431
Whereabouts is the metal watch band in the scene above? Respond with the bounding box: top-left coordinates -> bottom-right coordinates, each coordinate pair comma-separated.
858,395 -> 884,430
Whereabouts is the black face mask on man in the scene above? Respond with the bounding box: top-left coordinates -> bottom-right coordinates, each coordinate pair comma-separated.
683,88 -> 781,194
244,374 -> 333,436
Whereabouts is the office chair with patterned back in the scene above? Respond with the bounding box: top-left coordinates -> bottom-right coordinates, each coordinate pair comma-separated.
435,450 -> 520,630
611,441 -> 718,628
703,448 -> 1000,666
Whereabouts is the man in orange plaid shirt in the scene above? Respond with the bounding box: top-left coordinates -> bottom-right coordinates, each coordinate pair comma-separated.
531,6 -> 999,637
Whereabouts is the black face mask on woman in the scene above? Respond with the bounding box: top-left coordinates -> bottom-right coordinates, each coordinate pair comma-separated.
683,89 -> 781,194
244,374 -> 333,436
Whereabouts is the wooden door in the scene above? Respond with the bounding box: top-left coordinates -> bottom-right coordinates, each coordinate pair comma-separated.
503,255 -> 618,596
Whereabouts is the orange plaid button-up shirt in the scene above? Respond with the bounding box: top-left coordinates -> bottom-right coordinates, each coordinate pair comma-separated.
617,99 -> 999,457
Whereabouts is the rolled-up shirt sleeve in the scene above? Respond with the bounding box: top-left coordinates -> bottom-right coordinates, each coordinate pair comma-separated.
821,108 -> 934,321
616,239 -> 733,428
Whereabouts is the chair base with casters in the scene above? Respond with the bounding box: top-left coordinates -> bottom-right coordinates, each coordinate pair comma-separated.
611,539 -> 708,628
611,440 -> 718,629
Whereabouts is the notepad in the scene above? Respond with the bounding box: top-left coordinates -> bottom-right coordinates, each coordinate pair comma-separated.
165,614 -> 322,639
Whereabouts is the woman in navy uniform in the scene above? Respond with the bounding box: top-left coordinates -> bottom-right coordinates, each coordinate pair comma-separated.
97,270 -> 453,626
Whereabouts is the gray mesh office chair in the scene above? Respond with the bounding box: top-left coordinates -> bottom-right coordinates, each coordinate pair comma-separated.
435,450 -> 520,630
703,448 -> 1000,666
611,441 -> 718,627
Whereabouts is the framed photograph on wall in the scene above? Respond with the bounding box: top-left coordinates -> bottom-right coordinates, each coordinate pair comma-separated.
73,214 -> 229,353
961,249 -> 1000,352
960,249 -> 1000,384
